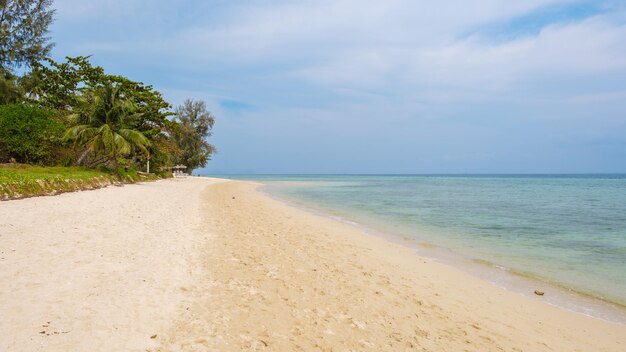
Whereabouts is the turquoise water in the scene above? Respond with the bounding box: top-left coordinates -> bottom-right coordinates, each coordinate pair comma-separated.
218,175 -> 626,307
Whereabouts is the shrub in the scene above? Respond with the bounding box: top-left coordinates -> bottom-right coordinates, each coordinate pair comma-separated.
0,104 -> 65,164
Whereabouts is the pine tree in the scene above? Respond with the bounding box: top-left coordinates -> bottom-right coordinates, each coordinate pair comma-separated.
0,0 -> 55,70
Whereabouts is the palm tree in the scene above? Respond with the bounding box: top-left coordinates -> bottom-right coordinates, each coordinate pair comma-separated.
65,83 -> 150,167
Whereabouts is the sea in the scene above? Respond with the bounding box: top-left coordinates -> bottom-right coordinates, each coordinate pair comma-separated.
213,174 -> 626,322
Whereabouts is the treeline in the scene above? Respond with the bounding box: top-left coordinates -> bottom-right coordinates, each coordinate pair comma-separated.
0,0 -> 215,175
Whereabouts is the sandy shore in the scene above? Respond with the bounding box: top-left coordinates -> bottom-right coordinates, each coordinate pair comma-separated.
2,178 -> 626,351
0,177 -> 220,351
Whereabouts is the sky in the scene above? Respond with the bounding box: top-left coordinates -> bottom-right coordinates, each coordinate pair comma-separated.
49,0 -> 626,174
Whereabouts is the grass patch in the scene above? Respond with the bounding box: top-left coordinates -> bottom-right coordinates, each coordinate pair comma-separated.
0,164 -> 159,200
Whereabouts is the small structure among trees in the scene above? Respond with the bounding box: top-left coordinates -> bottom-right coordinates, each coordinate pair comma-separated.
172,164 -> 188,177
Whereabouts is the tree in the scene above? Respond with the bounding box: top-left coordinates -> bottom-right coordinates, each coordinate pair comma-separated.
0,68 -> 22,103
0,0 -> 55,70
34,57 -> 179,171
64,83 -> 150,168
31,56 -> 105,110
172,99 -> 215,173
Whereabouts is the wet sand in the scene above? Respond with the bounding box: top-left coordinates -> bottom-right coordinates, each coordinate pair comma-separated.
161,180 -> 626,351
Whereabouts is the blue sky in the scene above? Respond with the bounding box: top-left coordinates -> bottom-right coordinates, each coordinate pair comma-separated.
50,0 -> 626,174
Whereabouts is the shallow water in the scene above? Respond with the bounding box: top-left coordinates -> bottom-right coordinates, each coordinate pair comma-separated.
217,174 -> 626,308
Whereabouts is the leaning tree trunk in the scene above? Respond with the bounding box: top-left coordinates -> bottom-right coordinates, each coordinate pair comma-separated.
76,148 -> 90,165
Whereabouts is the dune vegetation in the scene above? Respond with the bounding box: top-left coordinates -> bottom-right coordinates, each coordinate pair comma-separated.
0,163 -> 159,200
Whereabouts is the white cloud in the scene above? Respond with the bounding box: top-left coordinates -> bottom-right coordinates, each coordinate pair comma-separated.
162,0 -> 568,61
293,16 -> 625,89
105,0 -> 620,104
49,1 -> 626,172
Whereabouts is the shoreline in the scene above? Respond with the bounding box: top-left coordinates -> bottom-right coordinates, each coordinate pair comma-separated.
258,182 -> 626,325
3,177 -> 626,351
162,178 -> 626,350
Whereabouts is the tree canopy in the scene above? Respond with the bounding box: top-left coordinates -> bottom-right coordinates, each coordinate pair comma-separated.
0,0 -> 55,70
172,99 -> 216,173
25,57 -> 183,171
64,83 -> 151,167
0,69 -> 22,104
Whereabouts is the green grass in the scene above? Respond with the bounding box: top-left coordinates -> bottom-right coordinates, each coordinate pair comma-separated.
0,164 -> 108,182
0,164 -> 159,200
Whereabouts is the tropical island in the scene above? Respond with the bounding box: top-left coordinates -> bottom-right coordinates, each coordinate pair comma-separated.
2,1 -> 626,351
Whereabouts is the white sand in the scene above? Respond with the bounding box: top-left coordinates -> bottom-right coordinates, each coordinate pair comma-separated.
2,177 -> 626,351
160,180 -> 626,351
0,177 -> 221,351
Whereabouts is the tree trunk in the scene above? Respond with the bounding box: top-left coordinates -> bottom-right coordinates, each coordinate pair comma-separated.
76,148 -> 90,165
146,151 -> 150,173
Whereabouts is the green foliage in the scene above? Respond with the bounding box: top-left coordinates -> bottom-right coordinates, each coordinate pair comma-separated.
108,74 -> 174,129
0,103 -> 64,163
33,57 -> 179,171
0,163 -> 106,182
0,0 -> 55,69
1,66 -> 45,104
171,99 -> 216,173
32,57 -> 172,123
31,56 -> 105,110
0,3 -> 216,176
0,55 -> 216,172
64,83 -> 150,167
0,68 -> 22,103
105,74 -> 178,171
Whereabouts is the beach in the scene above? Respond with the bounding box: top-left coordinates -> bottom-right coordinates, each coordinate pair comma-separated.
0,177 -> 216,351
1,177 -> 625,351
